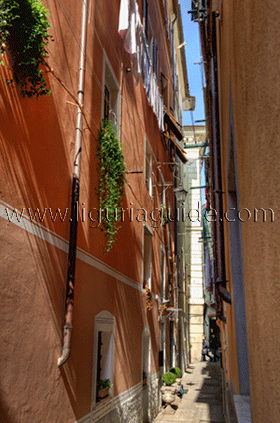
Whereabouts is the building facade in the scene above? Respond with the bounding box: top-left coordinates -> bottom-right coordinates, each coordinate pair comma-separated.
182,126 -> 206,362
192,1 -> 280,422
0,1 -> 193,422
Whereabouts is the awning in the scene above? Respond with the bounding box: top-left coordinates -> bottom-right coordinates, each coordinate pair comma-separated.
164,111 -> 184,140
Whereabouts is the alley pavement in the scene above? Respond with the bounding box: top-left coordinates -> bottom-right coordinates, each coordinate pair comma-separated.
154,362 -> 225,423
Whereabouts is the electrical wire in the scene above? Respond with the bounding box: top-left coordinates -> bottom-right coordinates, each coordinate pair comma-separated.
47,0 -> 150,175
45,0 -> 179,209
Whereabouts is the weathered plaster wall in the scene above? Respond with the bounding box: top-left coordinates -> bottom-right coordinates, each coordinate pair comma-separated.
0,0 -> 176,422
183,129 -> 206,362
217,1 -> 280,421
0,223 -> 75,422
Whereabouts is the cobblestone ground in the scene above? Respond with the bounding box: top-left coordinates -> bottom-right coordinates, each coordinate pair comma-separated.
154,362 -> 226,423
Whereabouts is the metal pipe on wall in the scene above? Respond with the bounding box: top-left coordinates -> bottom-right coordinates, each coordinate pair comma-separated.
58,0 -> 89,367
210,12 -> 231,316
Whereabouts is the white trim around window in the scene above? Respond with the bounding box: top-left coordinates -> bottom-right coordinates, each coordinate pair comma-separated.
91,311 -> 116,411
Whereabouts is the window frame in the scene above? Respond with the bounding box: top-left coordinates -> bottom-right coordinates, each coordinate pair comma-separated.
144,136 -> 153,196
101,52 -> 121,135
160,245 -> 166,300
143,222 -> 153,290
91,311 -> 116,409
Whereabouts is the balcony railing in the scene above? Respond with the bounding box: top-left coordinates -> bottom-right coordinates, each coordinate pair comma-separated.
188,0 -> 207,22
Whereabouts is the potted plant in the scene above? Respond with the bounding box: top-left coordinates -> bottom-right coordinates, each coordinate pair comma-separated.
145,283 -> 153,310
160,372 -> 177,410
170,367 -> 182,388
160,303 -> 169,314
97,378 -> 112,400
158,303 -> 169,321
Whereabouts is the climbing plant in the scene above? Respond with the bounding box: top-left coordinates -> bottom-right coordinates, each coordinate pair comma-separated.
0,0 -> 51,98
97,120 -> 126,253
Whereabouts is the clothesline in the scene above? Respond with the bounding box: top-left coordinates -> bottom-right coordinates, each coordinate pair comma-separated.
118,0 -> 165,132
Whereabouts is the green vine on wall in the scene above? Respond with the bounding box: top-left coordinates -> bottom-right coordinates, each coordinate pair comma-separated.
0,0 -> 51,98
97,120 -> 126,253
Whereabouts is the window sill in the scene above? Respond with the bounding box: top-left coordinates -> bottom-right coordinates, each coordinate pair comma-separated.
92,395 -> 113,413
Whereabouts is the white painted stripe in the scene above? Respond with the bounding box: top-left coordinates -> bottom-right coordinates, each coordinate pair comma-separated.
75,412 -> 91,423
0,200 -> 142,292
112,381 -> 142,407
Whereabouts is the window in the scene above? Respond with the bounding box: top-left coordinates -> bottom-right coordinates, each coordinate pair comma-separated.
160,319 -> 166,374
152,38 -> 158,82
102,56 -> 120,134
143,0 -> 149,39
145,137 -> 153,196
142,327 -> 151,383
161,72 -> 170,110
103,85 -> 110,121
148,36 -> 158,80
92,311 -> 115,408
143,0 -> 158,82
160,246 -> 166,300
143,224 -> 153,289
160,172 -> 166,207
162,0 -> 168,26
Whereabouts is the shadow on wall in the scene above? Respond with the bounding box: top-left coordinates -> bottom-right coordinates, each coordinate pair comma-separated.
0,64 -> 73,338
0,396 -> 12,423
0,64 -> 80,421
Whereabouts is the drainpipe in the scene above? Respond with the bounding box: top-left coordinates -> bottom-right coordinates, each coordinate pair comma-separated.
58,0 -> 89,367
210,12 -> 231,318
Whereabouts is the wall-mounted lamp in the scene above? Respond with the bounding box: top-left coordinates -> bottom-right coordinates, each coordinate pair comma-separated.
174,186 -> 188,203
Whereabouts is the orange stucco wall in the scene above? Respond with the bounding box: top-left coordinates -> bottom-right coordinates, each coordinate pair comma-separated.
0,0 -> 177,422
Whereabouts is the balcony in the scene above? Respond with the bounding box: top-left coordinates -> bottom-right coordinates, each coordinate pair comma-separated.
188,1 -> 207,22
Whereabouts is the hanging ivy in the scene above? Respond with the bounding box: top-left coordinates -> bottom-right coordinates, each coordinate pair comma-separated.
97,120 -> 126,253
0,0 -> 51,98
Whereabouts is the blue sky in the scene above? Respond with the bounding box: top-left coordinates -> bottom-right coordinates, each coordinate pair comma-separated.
180,1 -> 206,203
180,1 -> 205,126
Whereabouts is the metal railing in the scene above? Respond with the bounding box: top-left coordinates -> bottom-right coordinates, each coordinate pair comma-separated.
188,0 -> 207,22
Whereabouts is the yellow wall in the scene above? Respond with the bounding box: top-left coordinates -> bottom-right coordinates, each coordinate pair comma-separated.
216,1 -> 280,421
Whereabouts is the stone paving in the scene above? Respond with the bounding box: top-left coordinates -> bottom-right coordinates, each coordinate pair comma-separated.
154,362 -> 226,423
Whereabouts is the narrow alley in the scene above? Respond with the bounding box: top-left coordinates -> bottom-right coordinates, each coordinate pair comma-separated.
1,0 -> 280,422
155,362 -> 225,423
